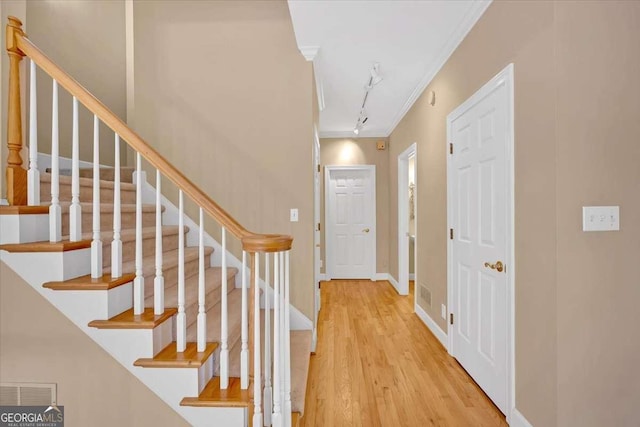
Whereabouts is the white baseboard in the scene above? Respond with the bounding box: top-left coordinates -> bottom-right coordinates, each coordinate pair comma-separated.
409,273 -> 415,280
0,199 -> 8,206
509,408 -> 533,427
318,273 -> 328,281
375,273 -> 401,294
415,304 -> 447,348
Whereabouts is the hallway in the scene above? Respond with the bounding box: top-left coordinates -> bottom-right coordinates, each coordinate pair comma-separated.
301,280 -> 507,427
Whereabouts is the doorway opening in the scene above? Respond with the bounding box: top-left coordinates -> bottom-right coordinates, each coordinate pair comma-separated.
397,143 -> 417,296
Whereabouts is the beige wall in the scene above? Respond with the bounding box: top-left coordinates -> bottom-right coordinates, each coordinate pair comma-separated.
25,0 -> 127,166
389,1 -> 639,425
320,137 -> 390,275
0,262 -> 189,426
554,3 -> 640,425
132,0 -> 315,320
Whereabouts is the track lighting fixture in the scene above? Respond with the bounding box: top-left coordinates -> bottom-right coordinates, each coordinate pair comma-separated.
353,63 -> 382,135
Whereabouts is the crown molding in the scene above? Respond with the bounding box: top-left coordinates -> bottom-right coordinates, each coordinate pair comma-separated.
299,46 -> 320,62
384,0 -> 493,136
299,46 -> 326,112
319,129 -> 388,139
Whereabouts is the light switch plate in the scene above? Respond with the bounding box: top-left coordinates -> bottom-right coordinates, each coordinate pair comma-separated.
582,206 -> 619,231
441,304 -> 447,320
290,208 -> 299,222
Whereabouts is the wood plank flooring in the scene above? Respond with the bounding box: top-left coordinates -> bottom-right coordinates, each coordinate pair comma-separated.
301,280 -> 507,427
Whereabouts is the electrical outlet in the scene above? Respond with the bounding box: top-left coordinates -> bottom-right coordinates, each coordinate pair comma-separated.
319,259 -> 323,268
441,304 -> 447,320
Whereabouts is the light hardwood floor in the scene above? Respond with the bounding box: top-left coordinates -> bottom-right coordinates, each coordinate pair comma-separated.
301,280 -> 507,427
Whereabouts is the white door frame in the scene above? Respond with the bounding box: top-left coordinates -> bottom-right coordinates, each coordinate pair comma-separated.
312,127 -> 321,351
397,143 -> 417,296
324,165 -> 377,281
446,63 -> 515,422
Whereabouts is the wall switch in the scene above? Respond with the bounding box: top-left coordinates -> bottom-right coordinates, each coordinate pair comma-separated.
290,208 -> 299,222
441,304 -> 447,320
582,206 -> 620,231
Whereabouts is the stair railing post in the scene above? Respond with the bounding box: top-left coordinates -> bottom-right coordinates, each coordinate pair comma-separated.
5,16 -> 27,206
153,169 -> 164,315
241,250 -> 249,389
253,251 -> 263,427
27,59 -> 39,206
90,114 -> 102,278
111,134 -> 123,278
49,80 -> 61,242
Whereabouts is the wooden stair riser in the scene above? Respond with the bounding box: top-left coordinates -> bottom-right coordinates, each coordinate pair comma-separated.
102,231 -> 181,268
60,208 -> 156,236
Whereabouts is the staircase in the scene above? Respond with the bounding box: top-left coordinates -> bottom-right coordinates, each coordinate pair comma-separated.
0,16 -> 310,427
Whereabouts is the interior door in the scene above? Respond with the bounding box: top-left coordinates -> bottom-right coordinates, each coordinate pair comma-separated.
325,166 -> 376,280
449,71 -> 511,414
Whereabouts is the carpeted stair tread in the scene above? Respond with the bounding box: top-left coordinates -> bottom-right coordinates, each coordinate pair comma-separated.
188,288 -> 243,350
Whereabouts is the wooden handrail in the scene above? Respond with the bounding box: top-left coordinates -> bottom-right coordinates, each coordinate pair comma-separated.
7,19 -> 292,252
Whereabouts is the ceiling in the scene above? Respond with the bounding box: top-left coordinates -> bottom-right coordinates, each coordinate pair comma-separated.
287,0 -> 492,138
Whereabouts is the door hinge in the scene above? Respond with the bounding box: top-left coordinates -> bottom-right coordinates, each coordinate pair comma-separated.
449,228 -> 454,240
450,313 -> 454,325
449,143 -> 453,155
317,222 -> 321,231
317,164 -> 321,173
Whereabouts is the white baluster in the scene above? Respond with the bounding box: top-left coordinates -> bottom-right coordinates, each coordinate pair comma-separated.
69,97 -> 82,241
49,80 -> 61,243
253,252 -> 263,427
279,251 -> 286,422
176,190 -> 186,352
263,252 -> 272,427
220,227 -> 229,388
111,134 -> 122,278
133,152 -> 144,314
272,252 -> 282,427
27,59 -> 40,206
197,207 -> 206,352
154,169 -> 164,315
283,250 -> 292,426
90,115 -> 102,278
241,250 -> 249,389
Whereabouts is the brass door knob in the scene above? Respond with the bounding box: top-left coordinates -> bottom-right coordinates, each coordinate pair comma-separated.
484,260 -> 504,273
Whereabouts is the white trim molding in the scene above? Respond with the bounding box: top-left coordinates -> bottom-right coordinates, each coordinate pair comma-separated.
384,0 -> 493,136
375,273 -> 399,293
299,46 -> 326,112
414,304 -> 447,348
510,408 -> 533,427
397,143 -> 417,296
319,129 -> 388,139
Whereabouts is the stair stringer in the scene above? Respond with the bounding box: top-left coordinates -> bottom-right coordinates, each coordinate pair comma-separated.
0,249 -> 246,426
137,173 -> 313,331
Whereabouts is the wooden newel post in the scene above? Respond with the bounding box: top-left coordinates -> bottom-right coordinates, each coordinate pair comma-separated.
5,16 -> 27,205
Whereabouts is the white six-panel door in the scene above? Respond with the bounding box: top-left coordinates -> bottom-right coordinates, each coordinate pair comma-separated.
447,65 -> 514,415
325,166 -> 376,280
